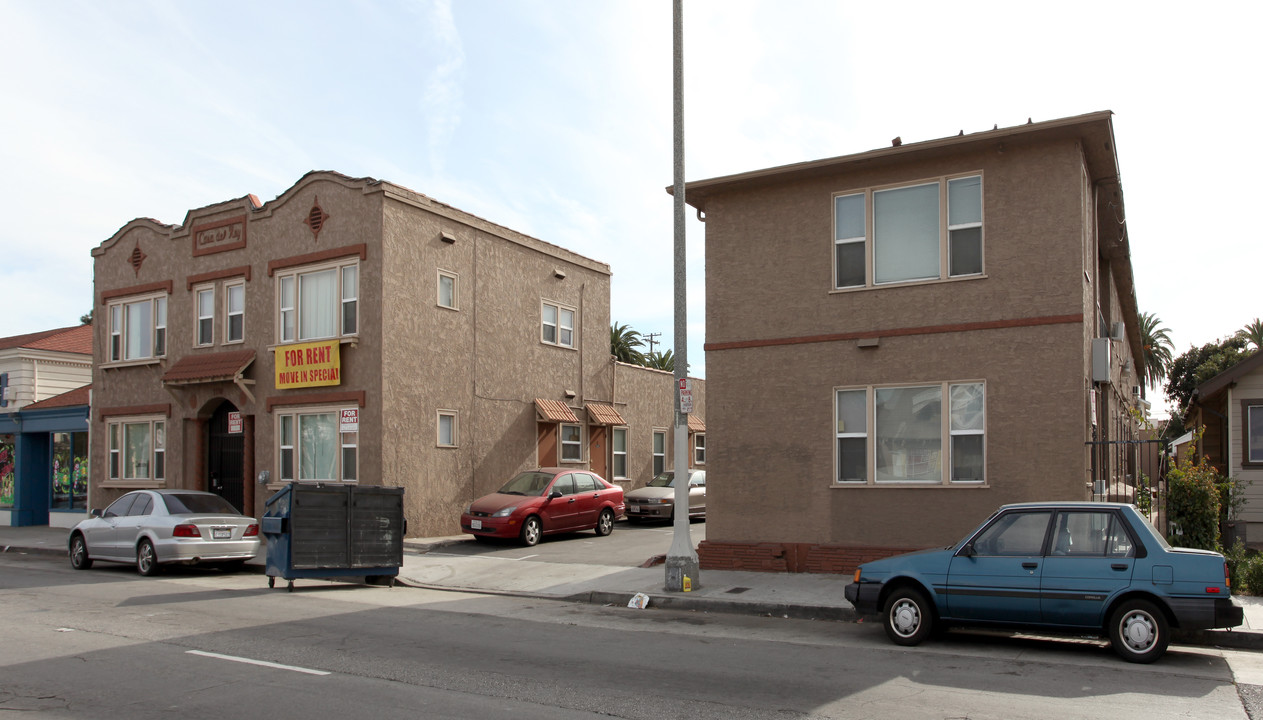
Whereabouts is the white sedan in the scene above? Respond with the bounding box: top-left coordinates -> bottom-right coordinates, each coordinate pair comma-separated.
68,489 -> 260,575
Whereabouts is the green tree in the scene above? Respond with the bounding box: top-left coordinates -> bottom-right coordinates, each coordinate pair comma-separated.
1164,335 -> 1250,417
1138,311 -> 1174,395
80,309 -> 93,325
610,322 -> 646,365
1238,318 -> 1263,351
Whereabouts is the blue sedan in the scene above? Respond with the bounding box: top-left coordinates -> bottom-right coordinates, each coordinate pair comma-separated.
844,502 -> 1243,662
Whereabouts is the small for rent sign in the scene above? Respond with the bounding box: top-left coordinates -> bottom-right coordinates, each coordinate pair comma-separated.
340,408 -> 359,432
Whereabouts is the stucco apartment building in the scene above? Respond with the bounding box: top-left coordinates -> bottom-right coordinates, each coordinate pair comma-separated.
91,171 -> 704,536
684,111 -> 1144,573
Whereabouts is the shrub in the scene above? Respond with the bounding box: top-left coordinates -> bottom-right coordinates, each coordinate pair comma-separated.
1242,556 -> 1263,596
1165,429 -> 1225,551
1225,539 -> 1248,592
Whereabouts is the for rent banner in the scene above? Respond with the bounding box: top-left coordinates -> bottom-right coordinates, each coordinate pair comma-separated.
276,340 -> 341,389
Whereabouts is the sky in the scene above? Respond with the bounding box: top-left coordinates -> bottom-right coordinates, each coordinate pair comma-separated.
2,0 -> 1260,418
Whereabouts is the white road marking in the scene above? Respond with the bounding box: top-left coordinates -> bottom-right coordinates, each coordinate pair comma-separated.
186,650 -> 330,675
514,554 -> 540,561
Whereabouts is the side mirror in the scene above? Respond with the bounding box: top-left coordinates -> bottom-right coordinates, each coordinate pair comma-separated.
90,508 -> 103,518
957,543 -> 975,558
549,490 -> 563,500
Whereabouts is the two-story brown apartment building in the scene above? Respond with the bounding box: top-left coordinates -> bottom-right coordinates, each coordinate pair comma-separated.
684,111 -> 1143,572
91,171 -> 704,536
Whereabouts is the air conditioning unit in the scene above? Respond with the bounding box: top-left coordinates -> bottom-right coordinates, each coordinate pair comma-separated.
1111,322 -> 1125,340
1092,338 -> 1112,384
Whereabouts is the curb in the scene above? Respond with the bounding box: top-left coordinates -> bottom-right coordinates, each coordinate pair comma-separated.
565,589 -> 859,622
2,545 -> 66,559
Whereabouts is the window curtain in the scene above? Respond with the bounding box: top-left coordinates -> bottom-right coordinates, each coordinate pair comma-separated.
300,269 -> 337,339
299,412 -> 337,480
874,184 -> 939,284
125,300 -> 153,360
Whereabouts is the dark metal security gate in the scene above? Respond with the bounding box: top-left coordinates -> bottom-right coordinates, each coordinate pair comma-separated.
1086,438 -> 1168,527
209,403 -> 245,512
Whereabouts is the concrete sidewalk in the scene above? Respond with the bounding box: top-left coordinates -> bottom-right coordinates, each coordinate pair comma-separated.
6,524 -> 1263,651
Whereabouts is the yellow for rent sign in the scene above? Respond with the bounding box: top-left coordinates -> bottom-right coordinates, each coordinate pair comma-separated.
276,340 -> 341,389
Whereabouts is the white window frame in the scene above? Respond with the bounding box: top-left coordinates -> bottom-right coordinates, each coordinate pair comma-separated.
612,427 -> 628,479
106,292 -> 169,363
559,423 -> 583,462
195,285 -> 215,347
438,270 -> 458,310
832,173 -> 984,291
652,430 -> 666,476
437,410 -> 458,448
275,405 -> 358,482
1247,404 -> 1263,465
541,300 -> 576,349
832,381 -> 987,486
835,388 -> 867,483
106,416 -> 165,483
693,433 -> 706,465
225,281 -> 245,344
274,259 -> 360,343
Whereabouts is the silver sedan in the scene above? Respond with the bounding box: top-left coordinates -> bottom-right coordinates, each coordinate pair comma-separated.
68,489 -> 260,575
625,470 -> 706,522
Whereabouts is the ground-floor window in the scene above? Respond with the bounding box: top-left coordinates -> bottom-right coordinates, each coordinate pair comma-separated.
52,432 -> 88,510
693,433 -> 706,465
612,427 -> 627,479
0,434 -> 13,508
108,418 -> 166,482
652,430 -> 666,476
277,406 -> 357,482
835,381 -> 986,485
560,423 -> 582,462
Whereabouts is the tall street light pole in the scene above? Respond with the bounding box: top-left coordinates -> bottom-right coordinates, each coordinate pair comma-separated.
665,0 -> 699,592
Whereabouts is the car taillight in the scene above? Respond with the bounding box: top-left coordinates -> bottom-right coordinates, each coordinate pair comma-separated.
1226,561 -> 1232,588
173,524 -> 201,538
853,568 -> 862,583
244,524 -> 259,537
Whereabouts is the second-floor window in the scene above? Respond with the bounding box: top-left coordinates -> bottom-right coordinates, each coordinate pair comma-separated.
834,174 -> 983,289
108,293 -> 167,362
542,301 -> 575,348
226,282 -> 245,343
196,286 -> 215,346
276,261 -> 359,343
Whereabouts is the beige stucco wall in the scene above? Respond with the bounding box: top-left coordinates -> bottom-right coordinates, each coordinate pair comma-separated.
702,138 -> 1111,550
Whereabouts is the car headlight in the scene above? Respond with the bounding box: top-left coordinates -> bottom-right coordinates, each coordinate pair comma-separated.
492,506 -> 517,518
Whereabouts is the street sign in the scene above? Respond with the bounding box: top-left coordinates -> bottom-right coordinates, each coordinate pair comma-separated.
678,378 -> 693,414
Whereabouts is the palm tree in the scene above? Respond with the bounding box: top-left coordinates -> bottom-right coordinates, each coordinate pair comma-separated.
1138,311 -> 1174,395
1238,318 -> 1263,351
610,322 -> 646,365
644,349 -> 675,371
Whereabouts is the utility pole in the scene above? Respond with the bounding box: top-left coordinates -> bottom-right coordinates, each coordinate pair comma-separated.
645,332 -> 661,358
665,0 -> 699,593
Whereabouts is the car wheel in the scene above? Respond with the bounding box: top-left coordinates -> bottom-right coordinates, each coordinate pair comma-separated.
1109,599 -> 1168,663
69,534 -> 93,570
136,539 -> 161,576
595,508 -> 615,536
883,587 -> 934,646
520,516 -> 542,547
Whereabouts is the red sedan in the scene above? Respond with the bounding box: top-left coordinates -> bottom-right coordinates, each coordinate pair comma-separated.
461,468 -> 625,546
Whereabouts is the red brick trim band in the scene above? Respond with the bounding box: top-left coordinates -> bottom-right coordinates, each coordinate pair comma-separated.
98,403 -> 172,422
704,313 -> 1084,352
99,280 -> 174,304
266,390 -> 366,413
697,540 -> 923,575
186,265 -> 252,290
268,243 -> 367,276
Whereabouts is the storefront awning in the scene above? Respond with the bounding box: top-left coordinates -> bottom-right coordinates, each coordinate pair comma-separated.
687,415 -> 706,433
585,402 -> 626,426
162,349 -> 257,402
535,398 -> 580,423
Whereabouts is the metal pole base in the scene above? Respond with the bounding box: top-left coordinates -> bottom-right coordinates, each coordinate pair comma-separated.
664,553 -> 700,593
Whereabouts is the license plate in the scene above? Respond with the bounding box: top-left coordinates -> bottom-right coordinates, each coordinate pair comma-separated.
471,519 -> 482,530
212,528 -> 232,540
630,505 -> 640,513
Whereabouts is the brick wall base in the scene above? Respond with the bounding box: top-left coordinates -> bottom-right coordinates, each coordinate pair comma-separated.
697,540 -> 924,575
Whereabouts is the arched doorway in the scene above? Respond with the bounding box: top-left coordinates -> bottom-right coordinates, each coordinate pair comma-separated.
208,402 -> 245,512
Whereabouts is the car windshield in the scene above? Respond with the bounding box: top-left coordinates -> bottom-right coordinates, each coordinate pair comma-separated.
497,472 -> 555,496
163,493 -> 240,515
647,473 -> 676,488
